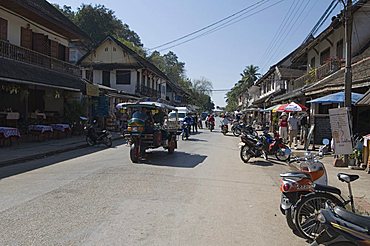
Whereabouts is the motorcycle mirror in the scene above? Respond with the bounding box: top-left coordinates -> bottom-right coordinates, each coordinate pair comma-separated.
322,138 -> 330,145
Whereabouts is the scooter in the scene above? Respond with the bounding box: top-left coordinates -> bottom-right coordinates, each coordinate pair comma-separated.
280,152 -> 328,232
85,120 -> 112,147
209,121 -> 215,132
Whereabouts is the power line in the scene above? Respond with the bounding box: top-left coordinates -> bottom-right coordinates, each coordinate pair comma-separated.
157,0 -> 286,53
257,0 -> 297,67
148,0 -> 268,51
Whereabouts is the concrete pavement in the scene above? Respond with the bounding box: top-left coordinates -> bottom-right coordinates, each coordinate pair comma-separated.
0,132 -> 124,167
0,128 -> 307,245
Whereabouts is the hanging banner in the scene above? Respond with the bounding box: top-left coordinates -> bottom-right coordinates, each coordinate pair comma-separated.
329,107 -> 353,155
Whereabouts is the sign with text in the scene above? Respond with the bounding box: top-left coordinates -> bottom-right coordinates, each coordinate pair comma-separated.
329,107 -> 352,155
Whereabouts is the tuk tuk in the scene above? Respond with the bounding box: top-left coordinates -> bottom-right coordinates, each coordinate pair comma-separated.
116,101 -> 179,163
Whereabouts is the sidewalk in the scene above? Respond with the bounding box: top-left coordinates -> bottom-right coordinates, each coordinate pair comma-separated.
0,132 -> 124,167
290,147 -> 370,214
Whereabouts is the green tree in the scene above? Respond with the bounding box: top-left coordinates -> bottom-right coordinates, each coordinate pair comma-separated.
54,4 -> 143,47
226,65 -> 260,111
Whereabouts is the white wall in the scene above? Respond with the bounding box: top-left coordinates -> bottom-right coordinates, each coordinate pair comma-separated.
0,7 -> 69,47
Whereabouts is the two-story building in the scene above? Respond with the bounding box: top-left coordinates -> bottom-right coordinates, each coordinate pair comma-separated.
78,36 -> 186,119
0,0 -> 90,130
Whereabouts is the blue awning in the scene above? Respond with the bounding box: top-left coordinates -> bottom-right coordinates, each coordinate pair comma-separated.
307,91 -> 364,104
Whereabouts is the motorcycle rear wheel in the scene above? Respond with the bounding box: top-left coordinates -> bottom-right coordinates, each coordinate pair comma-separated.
285,208 -> 297,231
294,192 -> 344,240
240,145 -> 252,163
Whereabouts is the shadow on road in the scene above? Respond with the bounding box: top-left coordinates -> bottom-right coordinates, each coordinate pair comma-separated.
183,138 -> 208,142
0,139 -> 127,180
141,151 -> 207,168
250,159 -> 288,167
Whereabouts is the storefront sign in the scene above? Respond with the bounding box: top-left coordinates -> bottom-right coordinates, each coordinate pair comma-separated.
329,107 -> 353,155
86,83 -> 99,97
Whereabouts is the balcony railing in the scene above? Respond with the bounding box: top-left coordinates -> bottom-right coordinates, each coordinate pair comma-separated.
294,58 -> 344,85
0,40 -> 80,77
136,84 -> 160,98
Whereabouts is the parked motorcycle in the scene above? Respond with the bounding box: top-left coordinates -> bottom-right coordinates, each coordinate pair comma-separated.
85,120 -> 113,147
239,132 -> 268,162
221,124 -> 228,135
231,121 -> 242,137
260,131 -> 291,161
311,174 -> 364,246
181,122 -> 190,140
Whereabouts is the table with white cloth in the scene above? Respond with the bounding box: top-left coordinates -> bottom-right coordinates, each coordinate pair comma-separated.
0,127 -> 21,138
28,125 -> 53,133
51,124 -> 71,132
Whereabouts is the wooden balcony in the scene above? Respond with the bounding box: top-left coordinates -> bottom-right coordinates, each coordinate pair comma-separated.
0,40 -> 80,77
136,84 -> 160,98
294,58 -> 344,85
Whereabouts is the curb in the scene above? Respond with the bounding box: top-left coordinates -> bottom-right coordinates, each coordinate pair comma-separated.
0,136 -> 124,168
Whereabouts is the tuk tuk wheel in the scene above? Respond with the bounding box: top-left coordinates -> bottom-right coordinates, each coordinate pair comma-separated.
168,138 -> 176,154
130,143 -> 140,163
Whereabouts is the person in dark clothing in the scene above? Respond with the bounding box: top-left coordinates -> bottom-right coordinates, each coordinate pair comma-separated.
299,114 -> 309,145
192,114 -> 198,133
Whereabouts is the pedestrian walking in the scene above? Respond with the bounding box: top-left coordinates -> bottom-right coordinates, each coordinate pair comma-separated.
288,113 -> 299,148
192,114 -> 198,133
279,112 -> 288,143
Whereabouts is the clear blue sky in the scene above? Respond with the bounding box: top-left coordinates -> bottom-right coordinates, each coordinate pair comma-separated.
50,0 -> 343,107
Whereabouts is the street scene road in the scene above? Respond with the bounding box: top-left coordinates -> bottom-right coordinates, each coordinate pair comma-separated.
0,125 -> 306,245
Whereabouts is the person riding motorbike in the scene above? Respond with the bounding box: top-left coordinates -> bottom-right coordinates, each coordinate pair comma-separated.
207,114 -> 215,130
182,113 -> 192,136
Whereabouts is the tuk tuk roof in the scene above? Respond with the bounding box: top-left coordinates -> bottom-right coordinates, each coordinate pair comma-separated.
116,101 -> 177,111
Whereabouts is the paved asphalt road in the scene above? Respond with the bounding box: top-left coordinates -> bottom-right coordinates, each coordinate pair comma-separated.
0,123 -> 307,245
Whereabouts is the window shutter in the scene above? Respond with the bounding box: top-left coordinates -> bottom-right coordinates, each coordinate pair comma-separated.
64,46 -> 69,62
21,27 -> 32,49
32,32 -> 48,54
0,17 -> 8,40
50,40 -> 59,58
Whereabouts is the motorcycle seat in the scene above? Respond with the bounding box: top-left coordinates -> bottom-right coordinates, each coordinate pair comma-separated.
337,173 -> 359,183
334,206 -> 370,230
313,184 -> 341,195
280,172 -> 311,179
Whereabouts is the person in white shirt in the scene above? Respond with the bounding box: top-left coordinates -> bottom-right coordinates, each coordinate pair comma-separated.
288,113 -> 299,148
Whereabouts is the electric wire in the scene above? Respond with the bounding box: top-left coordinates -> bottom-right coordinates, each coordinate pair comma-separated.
257,0 -> 297,67
157,0 -> 286,53
148,0 -> 268,51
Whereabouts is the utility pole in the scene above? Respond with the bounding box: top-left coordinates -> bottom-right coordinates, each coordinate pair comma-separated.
344,0 -> 353,166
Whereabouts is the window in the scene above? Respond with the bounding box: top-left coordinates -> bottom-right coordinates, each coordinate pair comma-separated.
21,27 -> 32,49
320,48 -> 330,65
113,47 -> 116,52
86,70 -> 93,81
116,70 -> 131,85
105,47 -> 108,52
336,39 -> 343,60
58,44 -> 66,61
0,17 -> 8,40
102,71 -> 111,87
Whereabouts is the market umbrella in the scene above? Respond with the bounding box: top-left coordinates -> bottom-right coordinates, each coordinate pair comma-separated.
275,102 -> 308,112
307,91 -> 364,104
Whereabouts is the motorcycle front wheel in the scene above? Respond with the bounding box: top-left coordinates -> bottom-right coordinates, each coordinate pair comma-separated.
294,192 -> 343,240
130,143 -> 140,163
104,137 -> 112,147
240,145 -> 252,163
233,128 -> 241,137
275,145 -> 291,161
86,136 -> 95,146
